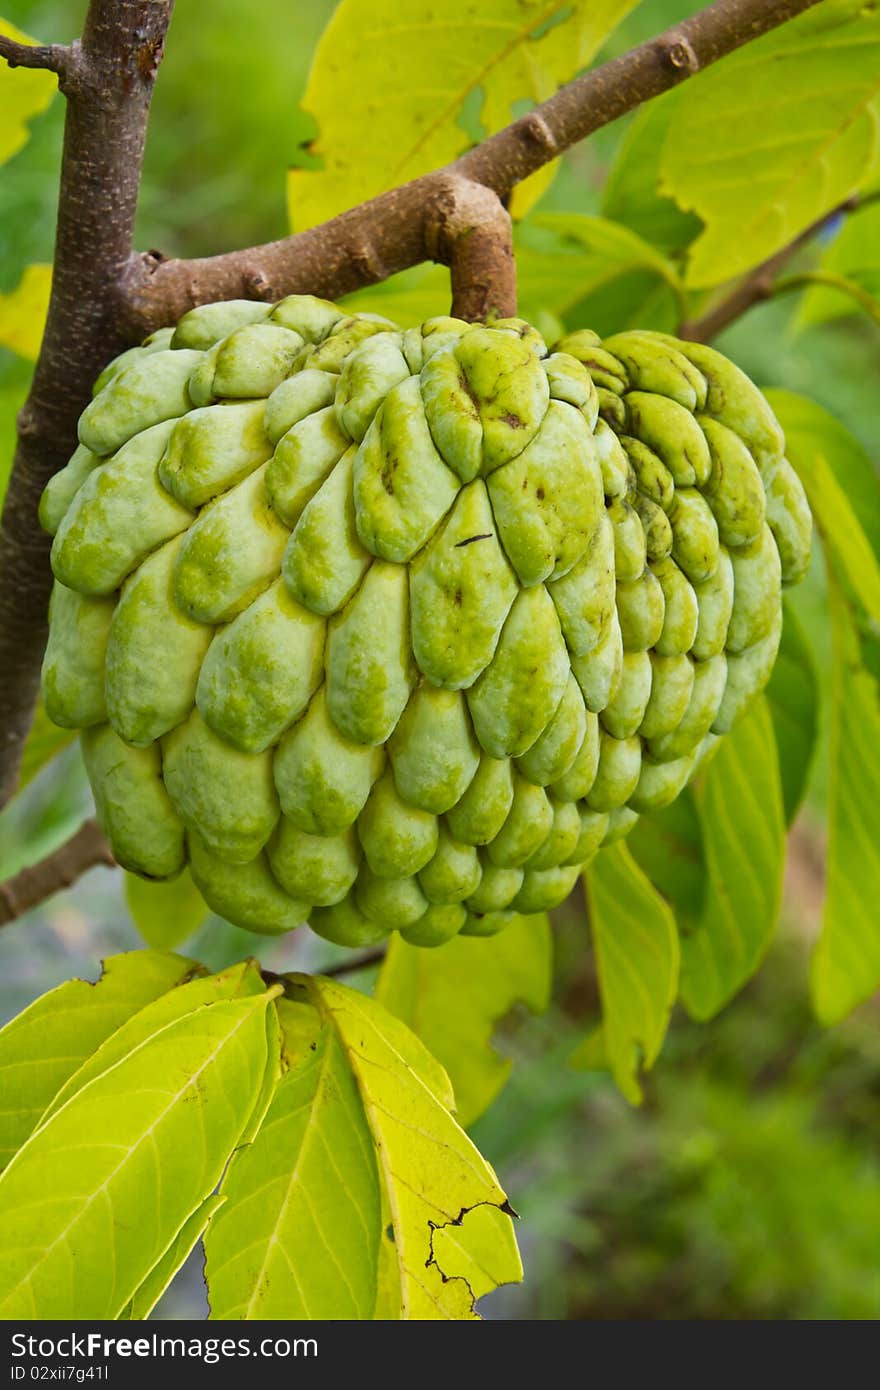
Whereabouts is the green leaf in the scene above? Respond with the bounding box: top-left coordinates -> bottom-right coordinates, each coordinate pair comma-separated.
0,951 -> 196,1172
123,1194 -> 224,1321
376,913 -> 552,1127
42,960 -> 266,1123
799,201 -> 880,326
305,977 -> 521,1319
579,842 -> 679,1104
0,263 -> 51,360
811,580 -> 880,1024
680,698 -> 786,1020
0,990 -> 280,1318
517,214 -> 686,334
0,21 -> 56,165
766,599 -> 820,824
659,2 -> 880,288
288,0 -> 639,230
125,867 -> 210,950
16,700 -> 76,791
205,1022 -> 382,1319
341,264 -> 451,327
601,89 -> 702,254
767,387 -> 880,574
627,791 -> 705,928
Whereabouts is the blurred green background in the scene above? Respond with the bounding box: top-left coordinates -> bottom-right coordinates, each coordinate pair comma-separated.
2,0 -> 879,1321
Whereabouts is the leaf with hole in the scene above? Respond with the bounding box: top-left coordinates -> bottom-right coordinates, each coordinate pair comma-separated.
0,991 -> 280,1318
0,951 -> 196,1173
288,0 -> 639,230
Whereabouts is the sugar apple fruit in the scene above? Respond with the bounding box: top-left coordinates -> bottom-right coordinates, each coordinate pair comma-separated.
39,296 -> 811,948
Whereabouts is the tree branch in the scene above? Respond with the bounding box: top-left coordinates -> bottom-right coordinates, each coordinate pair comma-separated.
0,1 -> 174,808
318,947 -> 388,978
771,269 -> 880,327
122,0 -> 824,335
679,197 -> 862,342
0,820 -> 114,927
0,35 -> 73,80
440,183 -> 516,321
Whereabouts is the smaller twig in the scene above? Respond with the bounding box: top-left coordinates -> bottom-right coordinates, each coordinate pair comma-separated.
0,819 -> 114,927
770,270 -> 880,327
679,195 -> 862,342
319,947 -> 388,978
430,181 -> 517,321
0,34 -> 72,77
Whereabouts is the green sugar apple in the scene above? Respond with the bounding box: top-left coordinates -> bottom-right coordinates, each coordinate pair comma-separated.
39,295 -> 812,948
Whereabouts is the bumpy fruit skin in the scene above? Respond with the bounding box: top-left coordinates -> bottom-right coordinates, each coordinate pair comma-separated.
41,298 -> 811,947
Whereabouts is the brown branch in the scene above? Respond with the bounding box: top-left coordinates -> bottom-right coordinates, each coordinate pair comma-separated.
0,1 -> 174,808
0,819 -> 114,927
318,947 -> 388,978
438,183 -> 516,321
122,0 -> 824,335
0,35 -> 72,79
679,196 -> 862,341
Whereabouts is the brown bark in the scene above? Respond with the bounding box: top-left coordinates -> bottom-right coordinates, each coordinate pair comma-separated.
0,2 -> 174,806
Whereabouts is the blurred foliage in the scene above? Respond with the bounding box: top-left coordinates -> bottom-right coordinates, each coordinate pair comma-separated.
477,908 -> 880,1321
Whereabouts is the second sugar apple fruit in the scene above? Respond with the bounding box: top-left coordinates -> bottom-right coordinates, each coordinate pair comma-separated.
40,296 -> 812,948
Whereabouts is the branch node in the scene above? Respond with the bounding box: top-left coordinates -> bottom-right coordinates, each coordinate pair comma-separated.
520,111 -> 559,154
660,33 -> 700,73
349,241 -> 385,281
244,266 -> 275,300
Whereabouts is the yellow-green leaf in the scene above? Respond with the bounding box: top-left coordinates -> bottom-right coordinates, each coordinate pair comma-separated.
601,88 -> 702,253
42,960 -> 266,1123
680,698 -> 786,1020
0,21 -> 56,165
306,977 -> 521,1319
811,580 -> 880,1023
766,599 -> 820,825
125,867 -> 210,950
0,263 -> 51,360
579,842 -> 679,1104
376,913 -> 552,1127
519,213 -> 686,334
205,1021 -> 382,1319
0,951 -> 196,1173
627,790 -> 705,928
767,388 -> 880,618
660,1 -> 880,288
0,991 -> 280,1318
799,201 -> 880,326
123,1194 -> 224,1321
288,0 -> 639,230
